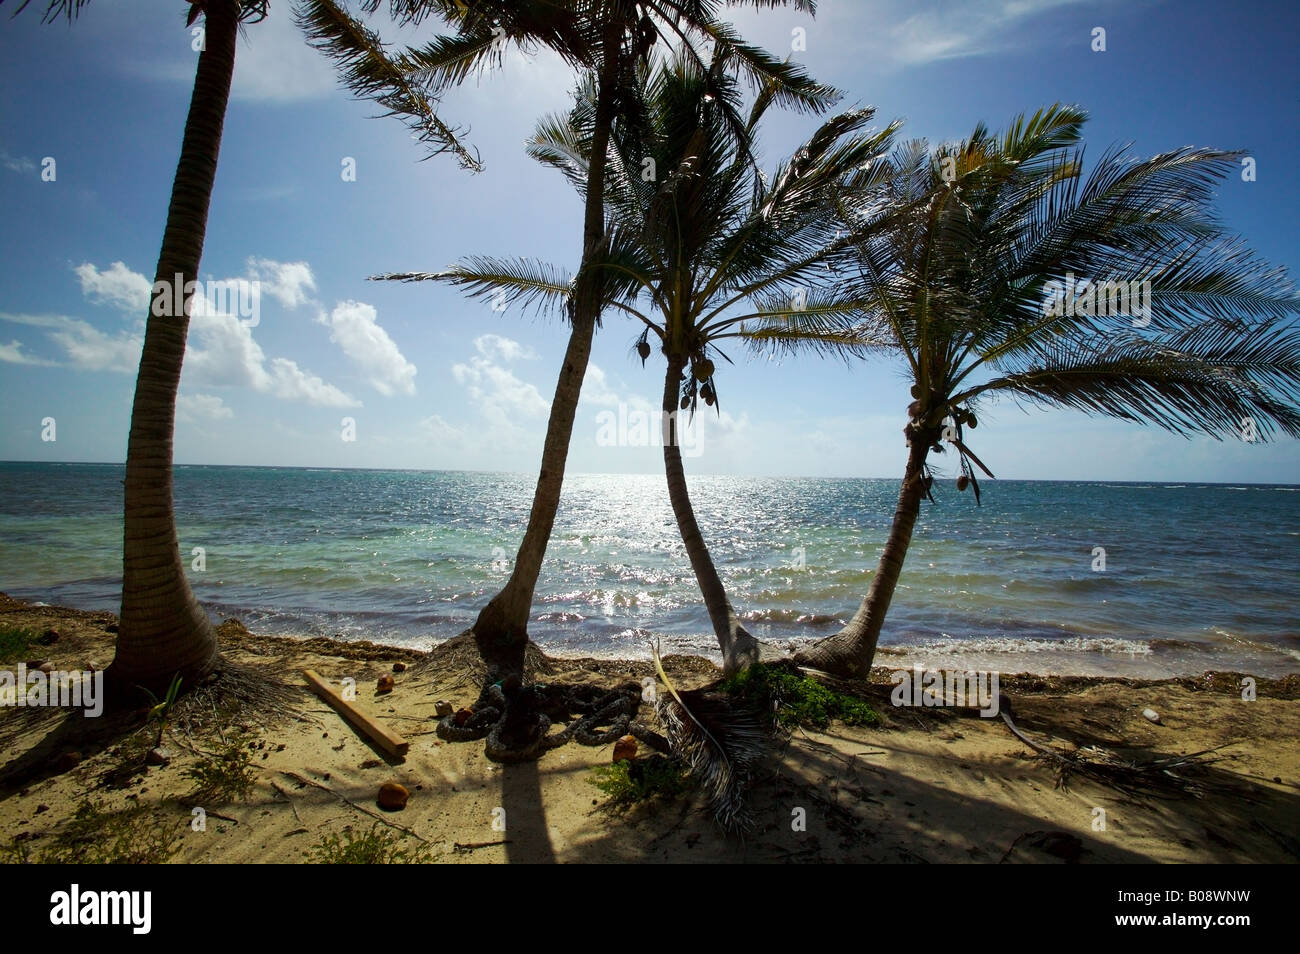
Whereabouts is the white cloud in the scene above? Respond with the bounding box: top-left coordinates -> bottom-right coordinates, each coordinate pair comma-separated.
419,414 -> 465,443
0,339 -> 57,366
452,351 -> 549,425
49,320 -> 142,373
266,357 -> 357,407
229,10 -> 340,103
177,392 -> 234,422
247,257 -> 316,309
185,307 -> 358,407
0,312 -> 142,373
755,0 -> 1107,69
58,261 -> 359,407
141,9 -> 337,103
74,261 -> 152,313
184,308 -> 271,389
474,333 -> 538,363
578,363 -> 627,408
317,300 -> 417,396
0,150 -> 36,175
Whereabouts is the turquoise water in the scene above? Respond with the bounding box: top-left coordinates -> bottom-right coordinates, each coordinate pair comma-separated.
1,462 -> 1297,677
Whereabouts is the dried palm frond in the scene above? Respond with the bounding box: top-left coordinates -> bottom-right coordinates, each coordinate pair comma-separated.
1000,707 -> 1238,798
652,644 -> 767,832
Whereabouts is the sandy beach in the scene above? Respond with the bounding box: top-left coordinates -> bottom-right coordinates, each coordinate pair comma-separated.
2,594 -> 1297,864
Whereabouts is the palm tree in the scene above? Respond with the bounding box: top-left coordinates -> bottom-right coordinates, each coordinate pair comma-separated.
3,0 -> 479,694
410,52 -> 897,673
787,105 -> 1300,679
341,1 -> 837,680
6,0 -> 261,691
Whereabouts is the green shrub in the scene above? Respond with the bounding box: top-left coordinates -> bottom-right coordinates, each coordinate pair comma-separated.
181,733 -> 257,804
0,625 -> 39,665
307,824 -> 431,864
5,799 -> 178,864
589,755 -> 690,809
722,663 -> 879,729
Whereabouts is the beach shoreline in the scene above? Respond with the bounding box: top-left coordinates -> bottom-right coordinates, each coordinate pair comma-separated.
2,594 -> 1297,863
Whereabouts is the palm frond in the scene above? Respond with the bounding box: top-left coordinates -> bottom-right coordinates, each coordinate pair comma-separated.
295,0 -> 482,170
373,257 -> 573,318
652,644 -> 766,833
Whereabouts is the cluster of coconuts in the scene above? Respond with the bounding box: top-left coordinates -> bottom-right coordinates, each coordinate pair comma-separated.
906,385 -> 981,493
680,355 -> 717,408
907,384 -> 978,430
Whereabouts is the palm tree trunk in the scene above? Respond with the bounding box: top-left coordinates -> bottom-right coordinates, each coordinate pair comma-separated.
661,354 -> 760,674
109,0 -> 240,693
794,426 -> 933,678
471,26 -> 621,681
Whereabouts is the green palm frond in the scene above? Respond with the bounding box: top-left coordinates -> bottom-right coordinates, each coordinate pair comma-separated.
295,0 -> 481,169
835,102 -> 1300,451
967,316 -> 1300,439
373,257 -> 573,318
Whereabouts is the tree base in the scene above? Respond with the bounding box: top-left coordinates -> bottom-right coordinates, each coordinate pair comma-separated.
790,630 -> 875,680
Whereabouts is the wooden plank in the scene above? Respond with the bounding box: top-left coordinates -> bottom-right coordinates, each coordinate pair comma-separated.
303,669 -> 409,758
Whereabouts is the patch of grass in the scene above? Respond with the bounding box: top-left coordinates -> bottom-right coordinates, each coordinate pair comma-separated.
589,755 -> 691,810
181,732 -> 258,804
4,799 -> 179,864
0,625 -> 39,665
306,824 -> 432,864
722,663 -> 880,729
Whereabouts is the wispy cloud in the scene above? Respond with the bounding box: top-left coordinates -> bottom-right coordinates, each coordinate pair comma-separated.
0,149 -> 37,175
755,0 -> 1112,69
0,338 -> 57,366
177,391 -> 234,422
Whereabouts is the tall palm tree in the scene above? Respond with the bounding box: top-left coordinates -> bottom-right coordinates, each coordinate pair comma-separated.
342,1 -> 837,680
6,1 -> 261,691
411,53 -> 897,673
3,0 -> 478,694
787,105 -> 1300,678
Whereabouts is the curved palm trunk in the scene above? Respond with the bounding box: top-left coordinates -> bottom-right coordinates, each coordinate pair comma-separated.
471,29 -> 621,682
661,355 -> 760,674
794,426 -> 933,678
109,0 -> 240,692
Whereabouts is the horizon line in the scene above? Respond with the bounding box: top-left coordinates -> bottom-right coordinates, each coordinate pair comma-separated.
2,459 -> 1297,488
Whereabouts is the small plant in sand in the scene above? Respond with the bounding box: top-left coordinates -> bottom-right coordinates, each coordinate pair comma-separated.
307,824 -> 432,864
181,732 -> 258,804
3,799 -> 179,864
721,663 -> 880,729
0,625 -> 40,664
589,755 -> 691,811
141,673 -> 183,748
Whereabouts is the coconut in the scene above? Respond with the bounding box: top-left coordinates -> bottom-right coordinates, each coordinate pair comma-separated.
693,358 -> 715,382
680,395 -> 690,410
956,475 -> 969,491
910,384 -> 921,399
637,340 -> 651,361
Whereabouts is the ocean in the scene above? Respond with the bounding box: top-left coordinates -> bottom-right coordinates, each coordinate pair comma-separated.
1,462 -> 1297,678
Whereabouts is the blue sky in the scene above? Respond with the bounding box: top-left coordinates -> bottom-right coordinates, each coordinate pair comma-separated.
1,0 -> 1298,481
